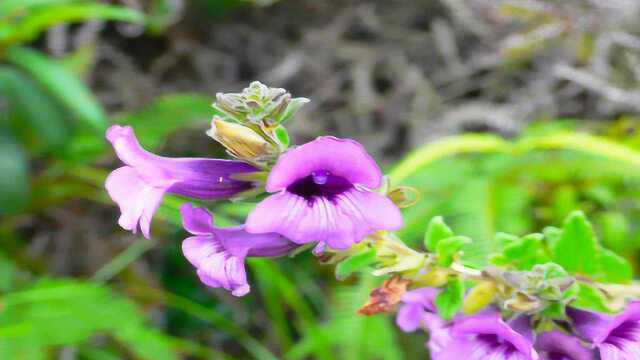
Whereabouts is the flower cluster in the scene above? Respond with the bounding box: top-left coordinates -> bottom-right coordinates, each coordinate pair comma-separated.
397,288 -> 640,359
105,82 -> 640,360
105,82 -> 401,295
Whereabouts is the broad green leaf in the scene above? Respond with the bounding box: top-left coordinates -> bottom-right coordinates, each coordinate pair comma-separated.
0,66 -> 71,152
0,131 -> 29,214
436,236 -> 472,266
0,4 -> 144,46
598,249 -> 633,284
6,46 -> 107,132
335,249 -> 377,280
435,277 -> 465,320
424,216 -> 454,252
551,211 -> 601,276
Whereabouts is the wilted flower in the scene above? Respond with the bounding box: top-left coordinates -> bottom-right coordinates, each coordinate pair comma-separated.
245,136 -> 403,250
535,331 -> 593,360
568,302 -> 640,359
105,125 -> 257,238
180,203 -> 298,296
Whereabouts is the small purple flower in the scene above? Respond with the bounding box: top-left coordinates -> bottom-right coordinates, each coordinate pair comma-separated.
180,203 -> 298,296
446,313 -> 539,360
396,288 -> 451,353
568,302 -> 640,359
245,136 -> 402,250
535,331 -> 593,360
105,125 -> 257,238
396,287 -> 539,360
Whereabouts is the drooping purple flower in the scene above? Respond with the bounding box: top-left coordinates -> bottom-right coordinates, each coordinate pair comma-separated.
245,136 -> 402,250
568,302 -> 640,359
105,125 -> 257,238
180,203 -> 299,296
535,331 -> 593,360
445,313 -> 539,360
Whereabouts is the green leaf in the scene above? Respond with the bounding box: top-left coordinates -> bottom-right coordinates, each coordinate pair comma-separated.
335,249 -> 377,280
598,249 -> 633,284
424,216 -> 454,252
570,283 -> 611,313
0,131 -> 29,214
0,4 -> 144,46
435,277 -> 465,320
0,0 -> 80,17
436,236 -> 472,266
276,97 -> 309,124
274,125 -> 290,148
551,211 -> 601,276
5,46 -> 107,132
0,66 -> 71,152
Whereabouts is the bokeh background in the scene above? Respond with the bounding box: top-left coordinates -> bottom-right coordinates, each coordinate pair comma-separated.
2,0 -> 640,358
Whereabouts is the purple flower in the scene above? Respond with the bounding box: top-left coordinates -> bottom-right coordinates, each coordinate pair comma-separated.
568,302 -> 640,359
396,287 -> 539,360
180,203 -> 298,296
535,331 -> 593,360
396,288 -> 452,353
445,313 -> 539,360
245,136 -> 402,250
105,125 -> 257,238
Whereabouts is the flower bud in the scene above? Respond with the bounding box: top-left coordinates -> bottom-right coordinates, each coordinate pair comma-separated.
505,292 -> 541,313
463,281 -> 498,315
417,268 -> 449,287
207,117 -> 275,159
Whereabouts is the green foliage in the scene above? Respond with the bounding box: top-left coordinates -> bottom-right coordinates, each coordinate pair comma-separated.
6,46 -> 107,132
0,131 -> 29,214
0,279 -> 178,359
435,277 -> 465,320
436,236 -> 471,267
393,125 -> 640,271
551,211 -> 600,275
335,248 -> 378,281
423,216 -> 454,252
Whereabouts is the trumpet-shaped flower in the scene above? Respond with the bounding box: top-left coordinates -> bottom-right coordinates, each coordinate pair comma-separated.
180,203 -> 298,296
245,136 -> 402,250
105,125 -> 257,238
568,302 -> 640,360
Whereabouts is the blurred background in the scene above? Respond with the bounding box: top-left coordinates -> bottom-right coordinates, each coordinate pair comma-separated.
2,0 -> 640,358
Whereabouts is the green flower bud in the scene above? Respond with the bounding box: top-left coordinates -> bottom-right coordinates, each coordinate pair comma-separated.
463,281 -> 498,315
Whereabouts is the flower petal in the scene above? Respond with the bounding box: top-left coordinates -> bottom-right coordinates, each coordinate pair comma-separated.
401,287 -> 440,312
396,303 -> 425,332
180,203 -> 216,235
246,188 -> 402,249
107,125 -> 258,199
535,331 -> 593,360
452,313 -> 538,360
265,136 -> 382,191
105,166 -> 168,238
